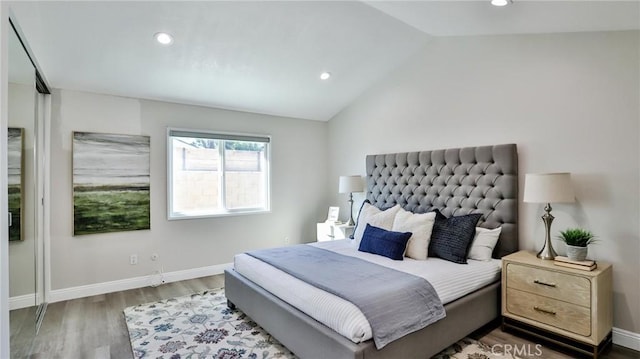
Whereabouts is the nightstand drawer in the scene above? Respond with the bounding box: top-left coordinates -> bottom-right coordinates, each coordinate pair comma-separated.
506,288 -> 591,337
506,263 -> 591,307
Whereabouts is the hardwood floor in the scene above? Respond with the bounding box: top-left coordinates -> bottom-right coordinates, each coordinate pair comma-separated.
10,275 -> 640,358
10,275 -> 224,359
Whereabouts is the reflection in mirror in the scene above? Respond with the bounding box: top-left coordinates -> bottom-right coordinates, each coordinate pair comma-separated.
8,17 -> 40,358
7,127 -> 23,242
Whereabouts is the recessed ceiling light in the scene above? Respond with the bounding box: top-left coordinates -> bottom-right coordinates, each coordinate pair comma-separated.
320,72 -> 331,80
491,0 -> 510,6
154,32 -> 173,45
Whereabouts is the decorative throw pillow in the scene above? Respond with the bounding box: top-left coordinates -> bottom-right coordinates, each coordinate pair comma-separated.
468,227 -> 502,261
358,224 -> 412,260
392,208 -> 436,260
428,210 -> 483,264
352,202 -> 401,247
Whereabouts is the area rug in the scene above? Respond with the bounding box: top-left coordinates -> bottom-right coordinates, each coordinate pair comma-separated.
124,288 -> 513,359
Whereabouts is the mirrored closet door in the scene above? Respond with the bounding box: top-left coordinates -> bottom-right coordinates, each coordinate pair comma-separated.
8,16 -> 49,357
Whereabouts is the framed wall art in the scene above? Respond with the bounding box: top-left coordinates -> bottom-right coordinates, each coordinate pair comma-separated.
73,132 -> 150,235
8,128 -> 24,241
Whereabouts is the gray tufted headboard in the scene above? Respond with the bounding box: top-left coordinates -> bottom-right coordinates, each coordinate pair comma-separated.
366,144 -> 518,258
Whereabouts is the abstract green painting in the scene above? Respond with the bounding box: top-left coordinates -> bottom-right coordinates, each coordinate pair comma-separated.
73,132 -> 150,235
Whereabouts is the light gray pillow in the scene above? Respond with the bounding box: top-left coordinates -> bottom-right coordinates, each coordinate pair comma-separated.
392,208 -> 436,260
467,227 -> 502,261
353,203 -> 401,248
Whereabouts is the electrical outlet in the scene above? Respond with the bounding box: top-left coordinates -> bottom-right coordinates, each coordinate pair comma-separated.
284,237 -> 290,244
151,253 -> 159,261
130,254 -> 138,265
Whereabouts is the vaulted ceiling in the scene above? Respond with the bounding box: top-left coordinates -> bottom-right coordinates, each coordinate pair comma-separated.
9,1 -> 639,121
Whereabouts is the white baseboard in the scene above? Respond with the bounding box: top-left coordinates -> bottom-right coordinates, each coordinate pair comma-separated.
613,327 -> 640,351
9,293 -> 35,310
161,263 -> 230,283
49,263 -> 232,304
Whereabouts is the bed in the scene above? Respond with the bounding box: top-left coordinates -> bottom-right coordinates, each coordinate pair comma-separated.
225,143 -> 518,359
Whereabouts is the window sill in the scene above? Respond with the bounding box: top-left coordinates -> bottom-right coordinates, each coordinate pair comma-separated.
168,209 -> 271,221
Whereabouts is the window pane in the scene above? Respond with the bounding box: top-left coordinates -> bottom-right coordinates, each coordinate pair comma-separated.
224,141 -> 266,210
171,137 -> 220,215
168,130 -> 270,219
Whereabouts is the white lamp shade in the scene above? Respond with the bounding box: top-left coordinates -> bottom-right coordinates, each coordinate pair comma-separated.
338,175 -> 364,194
523,173 -> 575,203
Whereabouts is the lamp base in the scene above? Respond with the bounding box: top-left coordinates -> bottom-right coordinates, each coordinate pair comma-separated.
537,242 -> 558,260
536,203 -> 557,260
347,194 -> 355,226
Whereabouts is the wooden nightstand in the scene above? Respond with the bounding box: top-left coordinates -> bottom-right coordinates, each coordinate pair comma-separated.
502,250 -> 613,358
316,222 -> 355,242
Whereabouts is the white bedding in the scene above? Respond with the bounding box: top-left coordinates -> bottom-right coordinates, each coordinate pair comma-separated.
233,240 -> 502,344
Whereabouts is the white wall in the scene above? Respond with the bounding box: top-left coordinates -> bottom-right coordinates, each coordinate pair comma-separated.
328,31 -> 640,334
48,89 -> 329,291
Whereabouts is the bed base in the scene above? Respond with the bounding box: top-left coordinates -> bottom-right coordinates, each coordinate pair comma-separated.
225,269 -> 500,359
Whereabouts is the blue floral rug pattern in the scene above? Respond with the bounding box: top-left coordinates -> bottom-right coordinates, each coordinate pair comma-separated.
124,288 -> 514,359
124,288 -> 295,359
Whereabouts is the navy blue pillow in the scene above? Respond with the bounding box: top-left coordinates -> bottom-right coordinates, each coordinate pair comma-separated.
358,224 -> 412,260
428,210 -> 482,264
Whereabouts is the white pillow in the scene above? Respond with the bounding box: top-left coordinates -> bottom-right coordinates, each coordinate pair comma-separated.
467,227 -> 502,261
353,203 -> 401,247
392,208 -> 436,260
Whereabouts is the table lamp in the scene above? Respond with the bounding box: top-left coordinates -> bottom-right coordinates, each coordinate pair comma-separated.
338,175 -> 364,226
523,173 -> 575,260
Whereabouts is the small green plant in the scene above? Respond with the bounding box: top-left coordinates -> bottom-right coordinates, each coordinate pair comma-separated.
557,228 -> 596,247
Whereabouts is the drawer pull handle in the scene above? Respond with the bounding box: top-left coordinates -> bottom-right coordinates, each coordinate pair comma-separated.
533,306 -> 556,316
533,279 -> 556,288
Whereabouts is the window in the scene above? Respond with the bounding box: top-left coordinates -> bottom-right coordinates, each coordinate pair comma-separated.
168,128 -> 270,219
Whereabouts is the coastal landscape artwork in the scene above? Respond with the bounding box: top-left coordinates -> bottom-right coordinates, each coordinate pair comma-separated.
73,132 -> 150,235
8,128 -> 23,241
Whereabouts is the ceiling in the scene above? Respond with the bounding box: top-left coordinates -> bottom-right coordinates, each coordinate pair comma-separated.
8,1 -> 639,121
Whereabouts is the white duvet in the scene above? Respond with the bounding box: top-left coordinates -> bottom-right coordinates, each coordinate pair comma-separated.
233,240 -> 501,344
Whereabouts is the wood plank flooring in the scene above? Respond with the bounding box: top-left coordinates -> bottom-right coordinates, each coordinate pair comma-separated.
10,275 -> 640,358
11,275 -> 224,359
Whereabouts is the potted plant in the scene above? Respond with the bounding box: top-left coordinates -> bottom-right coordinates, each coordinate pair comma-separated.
558,228 -> 596,261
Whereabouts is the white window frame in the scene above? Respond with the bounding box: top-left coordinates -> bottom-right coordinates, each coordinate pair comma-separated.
167,127 -> 271,220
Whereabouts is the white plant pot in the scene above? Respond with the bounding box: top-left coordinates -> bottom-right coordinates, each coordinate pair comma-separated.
566,245 -> 588,261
